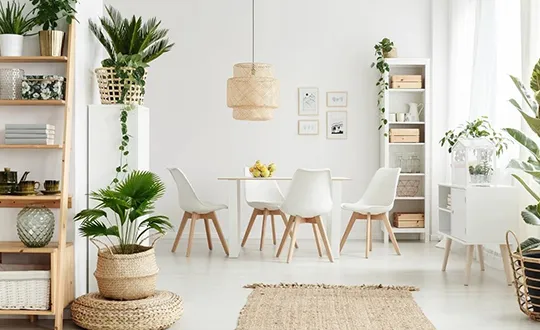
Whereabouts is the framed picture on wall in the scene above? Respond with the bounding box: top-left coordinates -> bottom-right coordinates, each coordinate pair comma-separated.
326,111 -> 347,139
298,120 -> 319,135
298,87 -> 319,115
326,91 -> 348,107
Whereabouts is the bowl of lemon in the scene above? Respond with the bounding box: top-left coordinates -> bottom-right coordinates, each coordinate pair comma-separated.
249,160 -> 276,178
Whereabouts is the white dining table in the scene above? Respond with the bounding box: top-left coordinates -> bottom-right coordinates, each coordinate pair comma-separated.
218,176 -> 351,259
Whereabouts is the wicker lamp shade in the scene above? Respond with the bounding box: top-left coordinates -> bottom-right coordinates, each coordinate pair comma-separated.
227,63 -> 279,121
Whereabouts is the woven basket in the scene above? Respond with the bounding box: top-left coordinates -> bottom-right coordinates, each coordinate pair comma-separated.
506,231 -> 540,321
71,291 -> 183,330
397,179 -> 420,197
94,244 -> 158,300
0,265 -> 50,310
95,67 -> 147,105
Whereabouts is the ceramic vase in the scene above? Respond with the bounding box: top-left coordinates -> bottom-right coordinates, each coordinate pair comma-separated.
0,34 -> 23,56
17,205 -> 55,248
0,68 -> 24,99
39,30 -> 64,56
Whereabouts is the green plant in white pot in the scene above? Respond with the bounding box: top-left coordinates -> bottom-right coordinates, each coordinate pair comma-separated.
74,170 -> 172,300
0,1 -> 36,56
30,0 -> 78,56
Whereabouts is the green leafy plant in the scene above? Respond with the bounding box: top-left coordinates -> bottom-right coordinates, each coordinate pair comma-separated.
0,1 -> 36,35
503,58 -> 540,252
74,171 -> 172,254
371,38 -> 394,136
30,0 -> 78,30
468,162 -> 493,176
440,116 -> 509,156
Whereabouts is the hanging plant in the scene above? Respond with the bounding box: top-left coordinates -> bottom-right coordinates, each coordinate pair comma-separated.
371,38 -> 394,136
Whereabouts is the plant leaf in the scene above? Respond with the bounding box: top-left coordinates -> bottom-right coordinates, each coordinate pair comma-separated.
504,128 -> 540,161
512,174 -> 540,202
510,75 -> 539,115
522,204 -> 540,226
520,237 -> 540,252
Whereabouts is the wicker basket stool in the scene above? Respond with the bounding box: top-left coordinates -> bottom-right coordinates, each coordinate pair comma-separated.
71,291 -> 183,330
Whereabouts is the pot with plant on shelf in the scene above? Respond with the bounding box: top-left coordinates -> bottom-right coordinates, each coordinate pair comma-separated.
0,1 -> 36,56
30,0 -> 78,56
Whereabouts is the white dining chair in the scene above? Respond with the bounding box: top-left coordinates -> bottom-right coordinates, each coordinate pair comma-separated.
241,168 -> 298,251
168,168 -> 229,257
340,167 -> 401,259
276,168 -> 334,263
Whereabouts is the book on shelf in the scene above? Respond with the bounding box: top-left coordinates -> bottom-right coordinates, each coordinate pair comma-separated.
5,133 -> 55,139
5,129 -> 55,134
5,124 -> 55,130
4,138 -> 55,145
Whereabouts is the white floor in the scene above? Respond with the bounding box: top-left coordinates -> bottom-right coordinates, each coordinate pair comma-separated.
4,239 -> 539,330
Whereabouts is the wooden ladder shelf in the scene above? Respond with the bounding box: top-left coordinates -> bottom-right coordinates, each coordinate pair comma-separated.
0,24 -> 75,330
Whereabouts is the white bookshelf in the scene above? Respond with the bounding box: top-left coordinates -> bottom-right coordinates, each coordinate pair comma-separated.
379,58 -> 431,243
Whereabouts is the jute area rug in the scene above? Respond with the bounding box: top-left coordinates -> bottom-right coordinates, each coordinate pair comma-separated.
236,283 -> 435,330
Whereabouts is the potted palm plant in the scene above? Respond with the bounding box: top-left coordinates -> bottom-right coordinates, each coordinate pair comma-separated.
30,0 -> 78,56
0,1 -> 36,56
89,6 -> 174,105
504,59 -> 540,318
74,171 -> 172,300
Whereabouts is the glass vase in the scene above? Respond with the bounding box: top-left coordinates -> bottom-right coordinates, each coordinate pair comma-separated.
17,205 -> 55,247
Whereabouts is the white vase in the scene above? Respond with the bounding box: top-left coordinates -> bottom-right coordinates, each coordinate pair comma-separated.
0,34 -> 23,56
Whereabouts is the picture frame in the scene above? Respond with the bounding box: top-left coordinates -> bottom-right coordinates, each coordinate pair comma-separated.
326,111 -> 347,139
326,91 -> 348,107
298,87 -> 319,116
298,120 -> 319,135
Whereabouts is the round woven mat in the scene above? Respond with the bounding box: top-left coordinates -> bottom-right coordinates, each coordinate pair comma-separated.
71,291 -> 183,330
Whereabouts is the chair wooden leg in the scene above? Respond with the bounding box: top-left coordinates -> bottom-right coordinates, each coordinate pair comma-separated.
172,212 -> 189,253
277,215 -> 294,257
365,214 -> 371,259
340,213 -> 356,252
204,218 -> 213,250
287,218 -> 299,263
186,213 -> 198,257
210,212 -> 229,256
382,213 -> 401,255
465,245 -> 474,286
312,223 -> 323,257
500,244 -> 513,286
279,211 -> 298,248
260,209 -> 269,251
271,214 -> 277,245
315,216 -> 333,262
477,245 -> 485,271
241,209 -> 258,247
442,238 -> 452,271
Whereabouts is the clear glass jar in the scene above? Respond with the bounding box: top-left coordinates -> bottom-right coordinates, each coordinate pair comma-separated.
411,155 -> 421,173
16,204 -> 55,247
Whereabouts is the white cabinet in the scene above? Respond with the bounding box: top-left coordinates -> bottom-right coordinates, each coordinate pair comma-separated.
438,183 -> 519,285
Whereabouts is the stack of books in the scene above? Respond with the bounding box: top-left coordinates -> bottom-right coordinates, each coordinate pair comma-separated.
4,124 -> 55,145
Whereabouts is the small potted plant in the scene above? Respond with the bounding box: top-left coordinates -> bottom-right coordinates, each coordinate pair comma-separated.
30,0 -> 78,56
74,171 -> 172,300
371,38 -> 395,136
0,1 -> 35,56
89,6 -> 174,105
468,162 -> 493,184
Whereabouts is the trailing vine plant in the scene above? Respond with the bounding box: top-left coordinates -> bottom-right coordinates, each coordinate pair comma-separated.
371,38 -> 394,136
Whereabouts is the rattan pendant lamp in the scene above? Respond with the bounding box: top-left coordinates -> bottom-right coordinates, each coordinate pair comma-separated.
227,0 -> 279,121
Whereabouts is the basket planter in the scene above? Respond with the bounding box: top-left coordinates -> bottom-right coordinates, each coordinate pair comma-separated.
95,67 -> 147,105
94,245 -> 158,300
506,231 -> 540,321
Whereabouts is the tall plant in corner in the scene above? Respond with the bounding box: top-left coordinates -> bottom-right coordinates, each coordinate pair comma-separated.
371,38 -> 395,136
89,6 -> 174,185
504,58 -> 540,252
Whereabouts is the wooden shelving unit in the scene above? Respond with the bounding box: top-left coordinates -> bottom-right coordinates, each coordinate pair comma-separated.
379,58 -> 431,243
0,24 -> 75,330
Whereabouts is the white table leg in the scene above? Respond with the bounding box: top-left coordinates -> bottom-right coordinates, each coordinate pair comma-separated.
328,181 -> 342,259
499,244 -> 513,286
228,181 -> 242,258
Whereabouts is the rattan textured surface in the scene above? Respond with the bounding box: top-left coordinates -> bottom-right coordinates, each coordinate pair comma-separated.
95,67 -> 147,105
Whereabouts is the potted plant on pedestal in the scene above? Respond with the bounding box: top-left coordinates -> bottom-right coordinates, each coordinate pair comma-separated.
74,170 -> 172,300
89,5 -> 174,105
0,1 -> 36,56
30,0 -> 78,56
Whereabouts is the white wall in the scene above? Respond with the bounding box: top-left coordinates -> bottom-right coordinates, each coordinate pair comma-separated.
103,0 -> 433,240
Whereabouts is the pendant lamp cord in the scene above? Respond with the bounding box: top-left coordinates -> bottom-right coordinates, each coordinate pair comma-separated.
252,0 -> 255,64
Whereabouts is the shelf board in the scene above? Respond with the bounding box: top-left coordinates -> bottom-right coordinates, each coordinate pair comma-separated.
0,241 -> 73,254
389,122 -> 425,125
0,100 -> 65,106
0,56 -> 67,63
389,143 -> 425,146
0,195 -> 72,208
395,196 -> 425,200
389,88 -> 425,93
0,144 -> 62,149
400,173 -> 425,176
439,207 -> 451,213
0,309 -> 54,316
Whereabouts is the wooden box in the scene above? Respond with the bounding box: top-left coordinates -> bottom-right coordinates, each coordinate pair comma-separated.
391,75 -> 422,82
393,212 -> 425,228
391,81 -> 423,89
389,128 -> 420,143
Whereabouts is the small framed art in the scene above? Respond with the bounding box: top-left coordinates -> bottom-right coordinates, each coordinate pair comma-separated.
298,120 -> 319,135
326,91 -> 348,107
298,87 -> 319,115
326,111 -> 347,139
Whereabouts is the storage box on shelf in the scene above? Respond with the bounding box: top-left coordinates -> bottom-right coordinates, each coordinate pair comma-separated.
393,212 -> 424,228
379,58 -> 431,243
